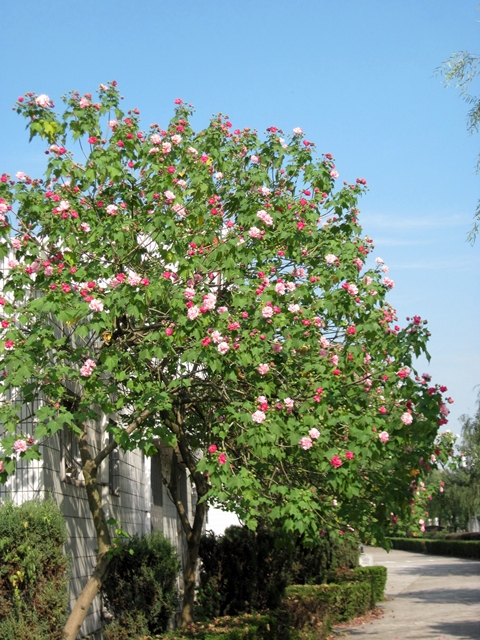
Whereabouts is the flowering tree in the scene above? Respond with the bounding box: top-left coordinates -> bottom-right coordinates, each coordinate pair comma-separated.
0,83 -> 453,636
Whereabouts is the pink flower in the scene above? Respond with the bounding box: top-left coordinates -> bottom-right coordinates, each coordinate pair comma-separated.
127,273 -> 141,286
299,437 -> 313,450
208,444 -> 218,453
258,363 -> 270,375
217,341 -> 230,355
150,134 -> 162,145
35,94 -> 51,108
141,278 -> 150,286
397,367 -> 410,380
211,330 -> 223,344
347,284 -> 358,296
257,210 -> 273,226
251,155 -> 260,163
184,287 -> 196,300
401,412 -> 413,425
309,428 -> 320,440
13,439 -> 28,453
172,203 -> 187,217
218,453 -> 227,465
325,254 -> 337,264
162,141 -> 172,154
284,398 -> 294,409
79,97 -> 90,108
382,277 -> 394,289
292,127 -> 303,135
171,134 -> 182,145
275,282 -> 286,295
252,410 -> 266,423
272,342 -> 283,353
248,226 -> 263,239
379,431 -> 389,443
106,204 -> 118,216
261,306 -> 274,318
165,327 -> 174,336
4,340 -> 14,350
187,306 -> 200,320
330,455 -> 342,468
345,451 -> 354,460
217,306 -> 228,314
80,222 -> 91,232
89,299 -> 104,312
80,359 -> 96,377
202,293 -> 217,310
174,98 -> 182,104
330,170 -> 339,179
288,303 -> 300,313
164,190 -> 175,201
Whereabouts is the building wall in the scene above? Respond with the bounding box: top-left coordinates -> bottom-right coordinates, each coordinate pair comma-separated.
1,423 -> 193,638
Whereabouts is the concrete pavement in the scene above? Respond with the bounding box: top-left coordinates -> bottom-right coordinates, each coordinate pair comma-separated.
339,546 -> 480,640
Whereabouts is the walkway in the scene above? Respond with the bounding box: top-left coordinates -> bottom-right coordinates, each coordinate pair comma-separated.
339,546 -> 480,640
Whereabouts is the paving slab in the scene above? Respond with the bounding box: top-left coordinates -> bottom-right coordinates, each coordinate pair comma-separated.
340,545 -> 480,640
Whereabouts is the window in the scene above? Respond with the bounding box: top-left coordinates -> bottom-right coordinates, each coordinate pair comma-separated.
61,426 -> 85,487
109,428 -> 120,497
151,452 -> 163,507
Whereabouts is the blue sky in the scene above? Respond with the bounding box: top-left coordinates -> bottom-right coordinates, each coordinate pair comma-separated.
1,0 -> 479,435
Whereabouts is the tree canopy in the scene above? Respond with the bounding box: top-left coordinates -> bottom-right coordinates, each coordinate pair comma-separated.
0,82 -> 454,632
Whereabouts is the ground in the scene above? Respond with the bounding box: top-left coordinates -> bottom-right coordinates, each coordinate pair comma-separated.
335,546 -> 480,640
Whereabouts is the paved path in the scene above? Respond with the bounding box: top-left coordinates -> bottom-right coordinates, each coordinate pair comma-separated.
340,546 -> 480,640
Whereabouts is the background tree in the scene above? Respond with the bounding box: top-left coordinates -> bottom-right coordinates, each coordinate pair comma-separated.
0,83 -> 452,635
437,51 -> 480,242
428,393 -> 480,531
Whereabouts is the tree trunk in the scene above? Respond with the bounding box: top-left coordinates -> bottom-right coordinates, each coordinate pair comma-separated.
63,553 -> 111,640
63,423 -> 113,640
180,497 -> 207,628
157,431 -> 209,628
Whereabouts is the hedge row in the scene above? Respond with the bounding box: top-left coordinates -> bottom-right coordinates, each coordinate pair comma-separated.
161,566 -> 387,640
389,537 -> 480,559
197,526 -> 360,619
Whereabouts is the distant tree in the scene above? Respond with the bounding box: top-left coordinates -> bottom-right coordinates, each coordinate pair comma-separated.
428,393 -> 480,531
437,51 -> 480,242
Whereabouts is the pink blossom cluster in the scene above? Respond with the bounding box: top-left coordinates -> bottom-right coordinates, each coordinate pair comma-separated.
13,439 -> 28,453
257,210 -> 273,226
80,359 -> 97,377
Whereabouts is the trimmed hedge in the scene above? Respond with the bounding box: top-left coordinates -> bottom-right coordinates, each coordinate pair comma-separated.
161,567 -> 387,640
325,566 -> 387,605
389,537 -> 480,560
0,499 -> 69,640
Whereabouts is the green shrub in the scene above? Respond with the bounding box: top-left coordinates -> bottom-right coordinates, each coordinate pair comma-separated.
197,527 -> 294,618
102,530 -> 180,638
290,532 -> 360,585
197,527 -> 360,619
0,498 -> 69,640
389,537 -> 480,559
